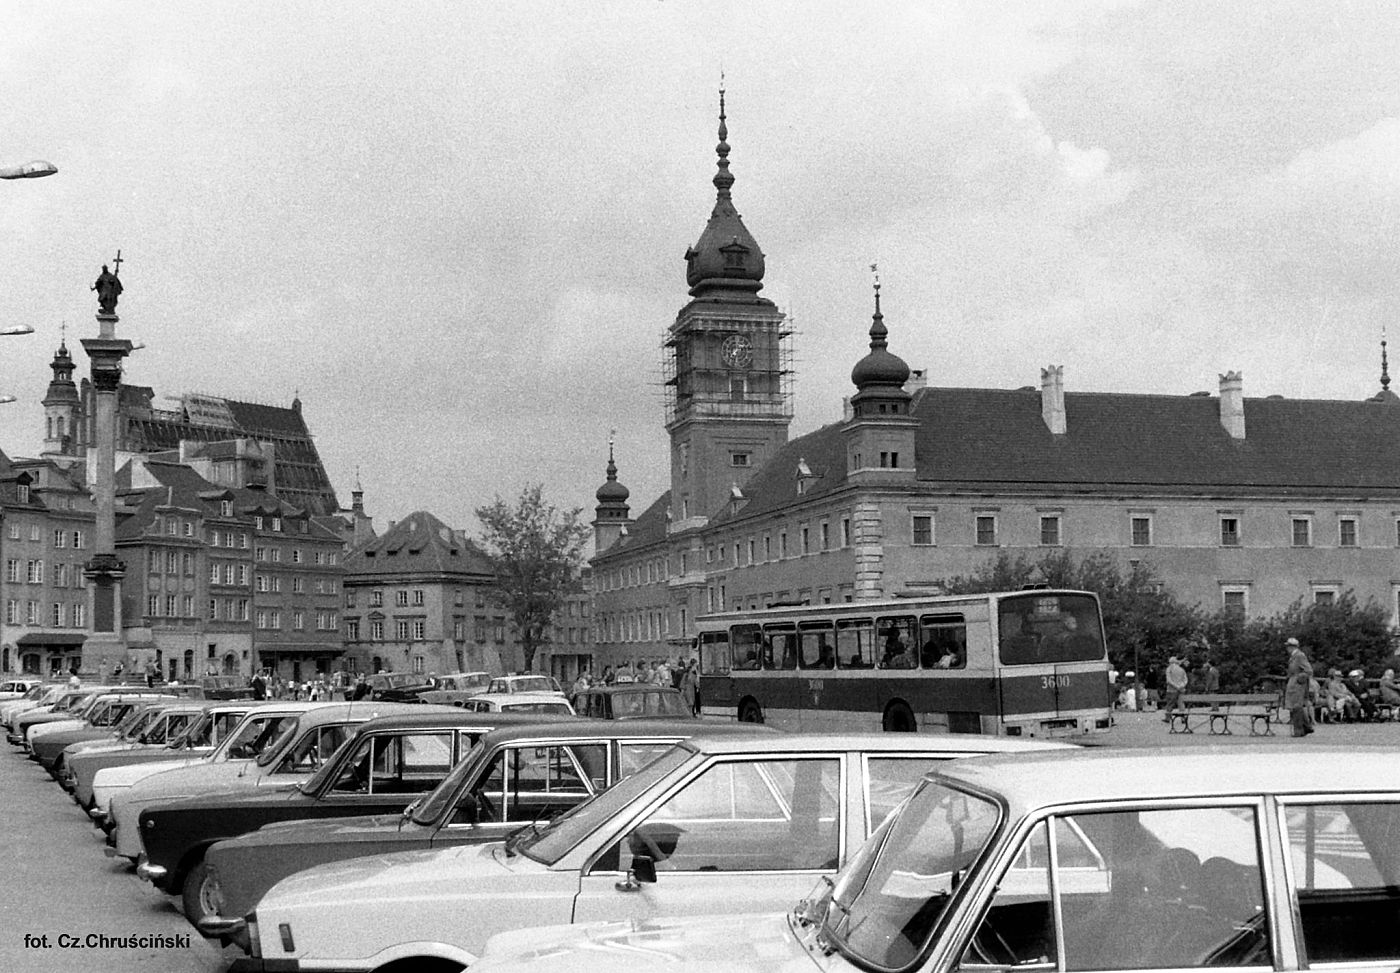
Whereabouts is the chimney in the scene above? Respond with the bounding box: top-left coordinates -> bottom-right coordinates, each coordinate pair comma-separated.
904,368 -> 928,394
1041,365 -> 1066,435
1219,371 -> 1245,439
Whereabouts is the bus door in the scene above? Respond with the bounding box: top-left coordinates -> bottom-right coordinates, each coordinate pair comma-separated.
698,631 -> 734,712
796,621 -> 836,730
996,593 -> 1108,729
835,617 -> 878,723
761,623 -> 801,718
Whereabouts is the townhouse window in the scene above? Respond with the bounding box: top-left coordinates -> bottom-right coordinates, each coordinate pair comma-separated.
1291,518 -> 1312,547
182,552 -> 194,575
147,595 -> 160,617
1339,517 -> 1358,548
239,533 -> 248,549
182,596 -> 193,617
268,610 -> 281,629
208,599 -> 218,621
183,522 -> 194,537
370,591 -> 383,607
1220,517 -> 1241,547
73,603 -> 85,628
166,519 -> 178,536
474,616 -> 488,643
395,590 -> 408,607
1221,586 -> 1249,617
52,529 -> 66,548
167,552 -> 179,573
6,524 -> 15,540
237,565 -> 248,585
911,514 -> 935,546
272,517 -> 282,532
237,599 -> 249,621
72,531 -> 84,549
255,609 -> 267,629
346,619 -> 360,640
4,559 -> 18,583
975,515 -> 997,546
292,548 -> 302,564
493,617 -> 506,643
210,530 -> 222,548
412,589 -> 425,606
292,577 -> 305,594
5,600 -> 17,625
255,546 -> 266,561
165,595 -> 177,616
16,485 -> 28,503
54,564 -> 67,587
396,620 -> 411,640
413,620 -> 426,640
224,564 -> 236,585
26,560 -> 43,584
28,525 -> 39,541
270,576 -> 281,593
51,602 -> 62,627
411,655 -> 426,674
25,601 -> 37,625
270,548 -> 281,563
327,551 -> 336,565
293,610 -> 305,631
1040,515 -> 1061,547
255,575 -> 269,593
370,620 -> 384,640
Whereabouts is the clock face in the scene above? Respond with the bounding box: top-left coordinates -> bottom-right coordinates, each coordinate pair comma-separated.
721,333 -> 754,369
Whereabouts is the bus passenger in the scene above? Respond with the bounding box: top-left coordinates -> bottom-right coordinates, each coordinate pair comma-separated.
881,629 -> 913,669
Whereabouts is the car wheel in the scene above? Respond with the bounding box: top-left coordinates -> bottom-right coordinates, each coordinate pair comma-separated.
181,859 -> 223,924
373,959 -> 464,973
883,701 -> 917,733
739,699 -> 764,724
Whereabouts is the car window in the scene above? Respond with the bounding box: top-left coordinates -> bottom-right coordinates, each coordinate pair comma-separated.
276,723 -> 352,773
618,741 -> 679,777
225,714 -> 295,759
1283,801 -> 1400,964
623,758 -> 841,873
962,805 -> 1272,972
865,756 -> 948,831
612,693 -> 646,718
460,743 -> 606,825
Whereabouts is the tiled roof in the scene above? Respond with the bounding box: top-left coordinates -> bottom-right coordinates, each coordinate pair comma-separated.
346,510 -> 494,578
643,386 -> 1400,536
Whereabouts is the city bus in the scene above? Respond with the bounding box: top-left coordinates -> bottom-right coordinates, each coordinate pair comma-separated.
695,588 -> 1112,737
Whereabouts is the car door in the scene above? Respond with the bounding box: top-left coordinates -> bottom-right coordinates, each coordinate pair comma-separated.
571,754 -> 844,922
316,730 -> 465,812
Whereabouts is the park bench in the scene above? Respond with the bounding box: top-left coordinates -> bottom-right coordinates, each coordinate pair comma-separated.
1167,693 -> 1279,736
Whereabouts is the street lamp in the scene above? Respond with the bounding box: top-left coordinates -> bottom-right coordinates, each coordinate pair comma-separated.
0,160 -> 57,180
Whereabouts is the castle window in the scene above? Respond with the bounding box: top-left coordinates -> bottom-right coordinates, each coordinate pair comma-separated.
1291,518 -> 1312,547
1220,516 -> 1241,547
1221,585 -> 1249,617
1040,515 -> 1061,547
879,451 -> 898,469
1338,517 -> 1358,548
729,376 -> 746,401
911,514 -> 935,547
731,452 -> 750,467
975,515 -> 998,546
1131,516 -> 1153,547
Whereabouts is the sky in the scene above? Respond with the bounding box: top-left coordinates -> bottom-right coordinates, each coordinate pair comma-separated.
2,1 -> 1398,541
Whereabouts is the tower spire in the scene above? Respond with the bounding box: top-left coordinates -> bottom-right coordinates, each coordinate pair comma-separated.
714,76 -> 733,199
869,263 -> 888,351
1383,327 -> 1391,391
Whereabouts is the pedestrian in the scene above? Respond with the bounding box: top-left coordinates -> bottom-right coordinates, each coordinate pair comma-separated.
1379,669 -> 1400,707
601,665 -> 615,686
681,658 -> 700,715
251,670 -> 267,701
1198,658 -> 1220,694
572,669 -> 591,695
1283,637 -> 1315,737
1162,655 -> 1188,723
352,672 -> 371,701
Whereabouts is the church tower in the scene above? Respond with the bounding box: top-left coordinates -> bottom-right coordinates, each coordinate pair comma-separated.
663,86 -> 792,532
41,338 -> 81,458
592,438 -> 632,555
844,270 -> 917,484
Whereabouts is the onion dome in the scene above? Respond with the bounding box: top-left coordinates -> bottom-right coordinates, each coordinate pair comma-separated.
684,86 -> 766,298
595,441 -> 630,504
850,274 -> 910,390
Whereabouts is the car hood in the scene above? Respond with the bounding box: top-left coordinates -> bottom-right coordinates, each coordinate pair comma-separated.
475,913 -> 822,973
262,841 -> 524,912
93,754 -> 208,787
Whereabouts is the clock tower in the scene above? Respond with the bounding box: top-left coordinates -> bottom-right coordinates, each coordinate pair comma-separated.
663,87 -> 792,533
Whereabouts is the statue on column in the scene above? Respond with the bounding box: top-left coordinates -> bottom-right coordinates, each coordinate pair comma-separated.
92,261 -> 123,314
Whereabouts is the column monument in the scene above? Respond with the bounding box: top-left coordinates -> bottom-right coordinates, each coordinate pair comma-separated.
82,252 -> 132,679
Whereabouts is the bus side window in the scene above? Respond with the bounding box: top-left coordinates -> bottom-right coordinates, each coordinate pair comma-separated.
877,616 -> 918,669
920,614 -> 967,669
700,632 -> 731,675
731,625 -> 762,670
799,624 -> 836,669
837,619 -> 874,668
765,628 -> 798,670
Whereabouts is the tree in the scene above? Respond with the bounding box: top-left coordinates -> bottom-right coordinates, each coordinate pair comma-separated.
475,484 -> 591,674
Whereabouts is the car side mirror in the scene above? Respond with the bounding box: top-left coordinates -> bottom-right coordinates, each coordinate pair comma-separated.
615,854 -> 656,892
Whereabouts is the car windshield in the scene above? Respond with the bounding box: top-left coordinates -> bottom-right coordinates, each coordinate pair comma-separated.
412,738 -> 491,825
611,689 -> 689,718
299,725 -> 367,793
115,706 -> 155,737
513,745 -> 692,865
169,711 -> 212,749
824,780 -> 1001,970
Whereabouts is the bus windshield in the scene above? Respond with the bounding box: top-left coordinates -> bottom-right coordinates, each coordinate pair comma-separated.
997,593 -> 1104,665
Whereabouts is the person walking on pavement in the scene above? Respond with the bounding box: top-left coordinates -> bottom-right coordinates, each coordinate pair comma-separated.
1283,637 -> 1315,737
1162,654 -> 1188,723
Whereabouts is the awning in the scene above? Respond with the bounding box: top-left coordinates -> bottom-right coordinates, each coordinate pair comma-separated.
256,643 -> 344,655
16,633 -> 86,647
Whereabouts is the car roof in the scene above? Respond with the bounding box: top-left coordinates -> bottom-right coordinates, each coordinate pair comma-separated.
933,745 -> 1400,811
291,701 -> 456,726
581,684 -> 681,695
671,733 -> 1072,757
347,710 -> 578,733
474,718 -> 776,746
468,692 -> 571,704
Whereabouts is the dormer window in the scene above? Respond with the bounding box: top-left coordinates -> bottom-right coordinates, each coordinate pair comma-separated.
220,500 -> 233,517
16,484 -> 28,503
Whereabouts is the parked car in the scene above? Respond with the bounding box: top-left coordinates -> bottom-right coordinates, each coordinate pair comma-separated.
469,744 -> 1400,973
217,733 -> 1067,969
0,683 -> 71,726
61,700 -> 220,799
487,674 -> 565,696
6,687 -> 114,744
199,674 -> 256,701
53,699 -> 206,785
108,702 -> 448,862
84,702 -> 281,819
418,672 -> 494,707
571,684 -> 694,720
200,719 -> 779,936
0,676 -> 43,701
29,693 -> 177,769
460,692 -> 575,716
137,710 -> 578,922
368,673 -> 437,702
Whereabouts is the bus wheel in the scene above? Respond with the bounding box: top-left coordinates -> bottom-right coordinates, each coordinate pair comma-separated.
739,699 -> 764,724
883,701 -> 917,733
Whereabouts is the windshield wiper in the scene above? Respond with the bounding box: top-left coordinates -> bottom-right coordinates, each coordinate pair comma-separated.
504,822 -> 541,857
